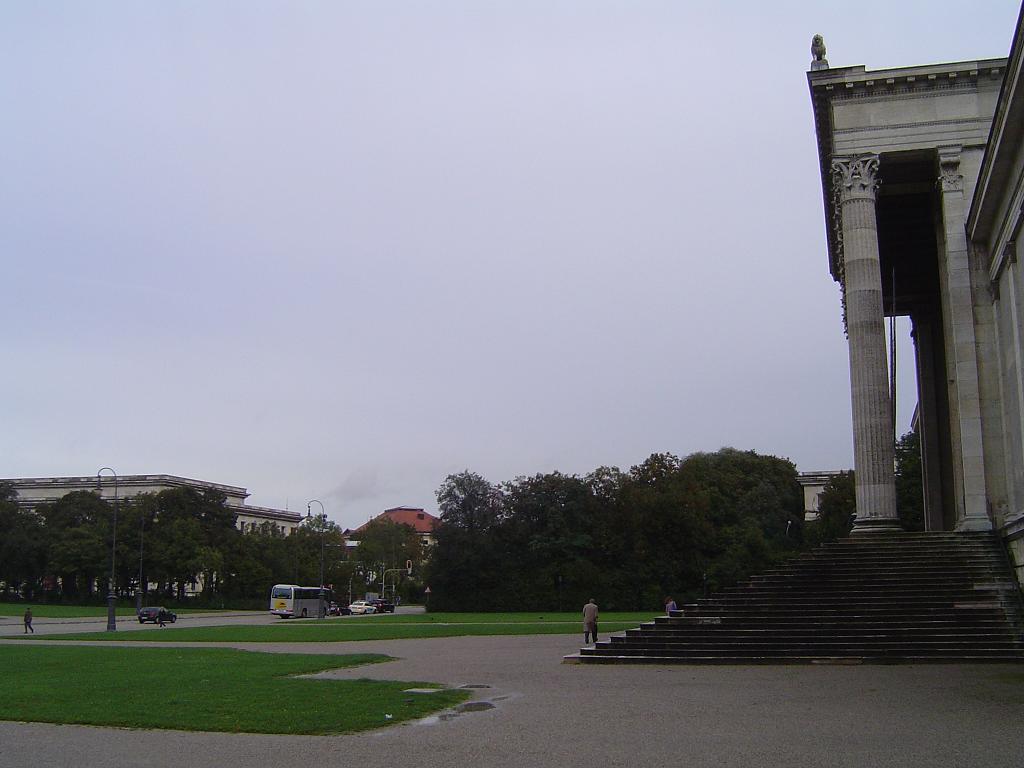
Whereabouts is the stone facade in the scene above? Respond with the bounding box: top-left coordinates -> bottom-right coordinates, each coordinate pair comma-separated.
808,4 -> 1024,582
3,474 -> 302,535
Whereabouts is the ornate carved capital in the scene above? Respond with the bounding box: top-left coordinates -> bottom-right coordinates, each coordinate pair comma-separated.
937,146 -> 964,193
831,155 -> 880,201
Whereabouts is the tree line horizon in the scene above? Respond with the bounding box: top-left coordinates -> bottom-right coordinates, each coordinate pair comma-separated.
0,439 -> 922,610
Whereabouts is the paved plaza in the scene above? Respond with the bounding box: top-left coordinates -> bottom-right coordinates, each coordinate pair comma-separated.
1,629 -> 1023,768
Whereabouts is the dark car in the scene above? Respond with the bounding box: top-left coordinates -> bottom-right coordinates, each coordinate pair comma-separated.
138,606 -> 177,624
368,598 -> 395,614
327,602 -> 351,616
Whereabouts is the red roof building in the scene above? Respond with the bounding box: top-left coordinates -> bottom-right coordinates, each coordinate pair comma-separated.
345,506 -> 440,548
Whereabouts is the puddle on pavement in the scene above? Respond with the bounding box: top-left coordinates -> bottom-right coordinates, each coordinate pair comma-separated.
413,688 -> 507,727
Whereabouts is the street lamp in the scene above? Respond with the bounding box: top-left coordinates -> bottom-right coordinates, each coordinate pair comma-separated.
97,467 -> 118,632
136,509 -> 145,614
306,500 -> 326,619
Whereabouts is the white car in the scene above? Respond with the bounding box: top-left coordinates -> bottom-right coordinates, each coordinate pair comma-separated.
348,600 -> 377,615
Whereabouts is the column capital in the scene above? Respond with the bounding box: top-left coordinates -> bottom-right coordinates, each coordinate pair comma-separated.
831,154 -> 880,201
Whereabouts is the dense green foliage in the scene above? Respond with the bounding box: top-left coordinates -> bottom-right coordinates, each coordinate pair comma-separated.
0,485 -> 384,607
1,645 -> 466,734
805,470 -> 856,545
424,448 -> 805,611
895,430 -> 925,531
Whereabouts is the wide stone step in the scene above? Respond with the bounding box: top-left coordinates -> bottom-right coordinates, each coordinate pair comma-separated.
570,654 -> 1024,664
573,532 -> 1024,665
714,593 -> 1011,602
653,619 -> 1015,631
581,651 -> 1024,663
679,606 -> 1007,618
754,565 -> 1006,576
620,632 -> 1022,644
610,631 -> 1024,643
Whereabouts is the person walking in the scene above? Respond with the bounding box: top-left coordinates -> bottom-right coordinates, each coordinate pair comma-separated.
23,607 -> 34,634
583,598 -> 599,645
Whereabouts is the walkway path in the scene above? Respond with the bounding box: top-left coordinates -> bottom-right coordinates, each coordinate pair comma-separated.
1,634 -> 1023,767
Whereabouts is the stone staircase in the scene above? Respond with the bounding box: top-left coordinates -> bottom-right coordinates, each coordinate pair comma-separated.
571,533 -> 1024,664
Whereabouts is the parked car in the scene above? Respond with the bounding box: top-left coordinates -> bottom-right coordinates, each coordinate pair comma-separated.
327,602 -> 351,616
348,600 -> 376,615
368,598 -> 395,614
138,606 -> 176,624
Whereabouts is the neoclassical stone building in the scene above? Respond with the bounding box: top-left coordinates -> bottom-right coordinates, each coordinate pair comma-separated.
808,6 -> 1024,584
3,473 -> 302,535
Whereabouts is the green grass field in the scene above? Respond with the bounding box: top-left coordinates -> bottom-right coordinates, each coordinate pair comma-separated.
0,603 -> 227,618
1,645 -> 468,734
20,611 -> 659,642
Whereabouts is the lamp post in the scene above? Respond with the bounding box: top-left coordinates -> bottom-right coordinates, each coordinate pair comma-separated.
136,511 -> 145,614
306,500 -> 326,619
97,467 -> 118,632
382,564 -> 412,604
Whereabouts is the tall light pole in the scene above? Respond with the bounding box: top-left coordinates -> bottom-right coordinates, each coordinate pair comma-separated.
306,500 -> 326,619
136,508 -> 145,614
97,467 -> 118,632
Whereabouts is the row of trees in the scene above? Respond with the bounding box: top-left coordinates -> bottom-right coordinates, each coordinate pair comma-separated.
424,441 -> 924,611
0,484 -> 425,607
2,439 -> 923,610
424,448 -> 806,611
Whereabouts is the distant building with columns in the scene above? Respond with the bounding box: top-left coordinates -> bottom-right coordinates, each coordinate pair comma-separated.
2,474 -> 302,535
807,4 -> 1024,584
797,470 -> 844,522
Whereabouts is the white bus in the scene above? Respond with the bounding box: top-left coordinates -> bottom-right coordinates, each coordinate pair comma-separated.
269,584 -> 332,618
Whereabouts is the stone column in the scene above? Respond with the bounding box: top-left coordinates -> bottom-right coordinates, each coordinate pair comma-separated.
936,146 -> 992,531
832,154 -> 900,532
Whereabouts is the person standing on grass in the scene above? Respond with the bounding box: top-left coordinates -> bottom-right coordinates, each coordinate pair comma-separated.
583,598 -> 599,645
23,608 -> 34,634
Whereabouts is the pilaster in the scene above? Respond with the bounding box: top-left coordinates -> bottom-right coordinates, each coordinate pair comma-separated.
936,146 -> 993,531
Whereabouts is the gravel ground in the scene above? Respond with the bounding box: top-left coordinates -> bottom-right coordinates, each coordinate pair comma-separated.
2,632 -> 1023,768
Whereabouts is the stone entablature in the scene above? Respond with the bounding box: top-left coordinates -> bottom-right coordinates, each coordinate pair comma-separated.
2,474 -> 302,534
809,60 -> 1006,283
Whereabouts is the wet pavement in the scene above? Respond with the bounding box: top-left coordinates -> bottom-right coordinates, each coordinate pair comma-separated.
1,623 -> 1023,767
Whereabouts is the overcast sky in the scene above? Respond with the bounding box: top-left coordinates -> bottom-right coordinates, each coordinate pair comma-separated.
2,1 -> 1020,529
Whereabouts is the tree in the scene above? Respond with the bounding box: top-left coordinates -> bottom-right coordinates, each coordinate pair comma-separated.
500,472 -> 598,611
0,484 -> 46,598
41,491 -> 112,598
355,518 -> 422,574
435,471 -> 504,534
425,471 -> 504,611
895,430 -> 925,532
807,471 -> 856,544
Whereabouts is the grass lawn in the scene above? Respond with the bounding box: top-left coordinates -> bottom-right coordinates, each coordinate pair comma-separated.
20,611 -> 660,643
1,645 -> 468,734
0,603 -> 229,619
